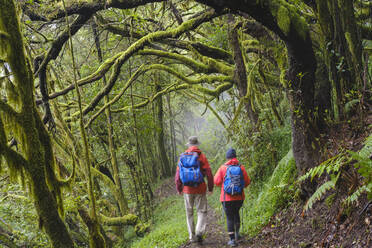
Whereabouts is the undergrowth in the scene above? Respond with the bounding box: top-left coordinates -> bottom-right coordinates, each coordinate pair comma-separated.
240,150 -> 296,236
0,182 -> 49,247
129,195 -> 188,248
299,133 -> 372,212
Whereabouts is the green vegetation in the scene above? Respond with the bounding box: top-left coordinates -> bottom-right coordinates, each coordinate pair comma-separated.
241,150 -> 296,235
130,196 -> 188,248
0,0 -> 370,247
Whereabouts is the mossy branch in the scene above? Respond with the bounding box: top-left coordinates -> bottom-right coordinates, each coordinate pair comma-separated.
84,64 -> 147,127
148,64 -> 233,86
91,167 -> 116,193
0,116 -> 29,173
78,9 -> 219,116
99,213 -> 149,236
34,13 -> 93,77
99,214 -> 138,226
85,63 -> 233,126
138,49 -> 225,74
43,10 -> 220,107
0,99 -> 20,122
101,20 -> 233,62
1,144 -> 30,172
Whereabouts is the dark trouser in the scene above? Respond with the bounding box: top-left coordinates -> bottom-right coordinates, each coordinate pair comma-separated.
222,200 -> 243,234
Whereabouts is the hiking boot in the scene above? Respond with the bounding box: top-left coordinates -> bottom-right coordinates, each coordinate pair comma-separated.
196,234 -> 203,244
227,239 -> 237,247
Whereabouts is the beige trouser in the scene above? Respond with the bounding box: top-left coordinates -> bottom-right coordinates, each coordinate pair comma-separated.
183,193 -> 208,240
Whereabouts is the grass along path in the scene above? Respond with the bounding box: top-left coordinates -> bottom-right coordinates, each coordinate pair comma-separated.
133,177 -> 251,248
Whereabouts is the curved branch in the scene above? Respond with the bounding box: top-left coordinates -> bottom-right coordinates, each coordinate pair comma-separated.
34,13 -> 93,77
237,20 -> 273,41
104,65 -> 233,114
148,64 -> 233,86
23,0 -> 164,21
100,18 -> 233,62
37,11 -> 225,105
138,49 -> 232,74
0,144 -> 30,171
84,64 -> 147,127
79,9 -> 220,115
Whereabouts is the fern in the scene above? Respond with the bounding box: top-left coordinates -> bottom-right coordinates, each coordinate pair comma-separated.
304,175 -> 339,212
343,134 -> 372,204
344,183 -> 372,205
301,134 -> 372,210
298,153 -> 347,182
299,152 -> 348,212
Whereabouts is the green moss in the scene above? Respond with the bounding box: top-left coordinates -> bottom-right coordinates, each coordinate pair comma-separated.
344,32 -> 356,63
277,6 -> 291,35
279,69 -> 288,87
242,39 -> 260,47
100,213 -> 139,226
291,15 -> 308,40
264,0 -> 309,40
0,30 -> 10,61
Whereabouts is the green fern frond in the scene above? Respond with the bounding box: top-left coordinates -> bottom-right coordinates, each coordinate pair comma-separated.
344,185 -> 368,205
344,134 -> 372,204
304,179 -> 337,212
298,153 -> 346,182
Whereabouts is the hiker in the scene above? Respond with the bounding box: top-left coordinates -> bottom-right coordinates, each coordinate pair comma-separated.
214,148 -> 250,247
175,136 -> 214,244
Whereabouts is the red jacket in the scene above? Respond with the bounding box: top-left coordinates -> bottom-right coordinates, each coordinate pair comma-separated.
175,146 -> 214,194
214,158 -> 250,202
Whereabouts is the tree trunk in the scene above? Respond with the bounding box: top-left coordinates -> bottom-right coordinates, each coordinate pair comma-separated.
196,1 -> 320,191
227,15 -> 259,127
166,93 -> 177,173
0,1 -> 75,247
315,0 -> 364,120
155,83 -> 172,178
92,22 -> 129,216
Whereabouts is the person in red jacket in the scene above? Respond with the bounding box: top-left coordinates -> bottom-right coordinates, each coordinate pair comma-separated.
175,136 -> 214,244
214,148 -> 250,247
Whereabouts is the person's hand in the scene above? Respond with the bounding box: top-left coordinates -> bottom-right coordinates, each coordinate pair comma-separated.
207,191 -> 213,196
178,192 -> 183,195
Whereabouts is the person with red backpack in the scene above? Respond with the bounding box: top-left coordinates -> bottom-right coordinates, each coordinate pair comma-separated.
175,136 -> 214,244
214,148 -> 250,247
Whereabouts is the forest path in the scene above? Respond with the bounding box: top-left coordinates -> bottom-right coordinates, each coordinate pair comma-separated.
155,179 -> 250,248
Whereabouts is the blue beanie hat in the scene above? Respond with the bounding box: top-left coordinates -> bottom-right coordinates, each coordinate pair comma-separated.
226,148 -> 236,159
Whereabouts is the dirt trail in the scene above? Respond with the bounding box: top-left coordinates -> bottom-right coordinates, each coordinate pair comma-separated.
178,203 -> 250,248
155,179 -> 250,248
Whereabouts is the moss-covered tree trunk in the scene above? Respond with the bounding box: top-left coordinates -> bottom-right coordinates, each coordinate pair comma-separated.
315,0 -> 364,120
166,93 -> 177,173
92,22 -> 129,216
0,0 -> 74,247
155,83 -> 171,178
228,15 -> 259,127
196,1 -> 320,192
